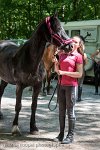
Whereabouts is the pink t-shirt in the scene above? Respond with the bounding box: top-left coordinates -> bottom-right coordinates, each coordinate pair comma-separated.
58,51 -> 83,86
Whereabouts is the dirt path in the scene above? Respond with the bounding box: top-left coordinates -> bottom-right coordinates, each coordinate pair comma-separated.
0,82 -> 100,150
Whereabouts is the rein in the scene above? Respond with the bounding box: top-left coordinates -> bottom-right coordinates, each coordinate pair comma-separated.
46,17 -> 74,46
48,75 -> 62,111
48,50 -> 61,111
48,82 -> 58,111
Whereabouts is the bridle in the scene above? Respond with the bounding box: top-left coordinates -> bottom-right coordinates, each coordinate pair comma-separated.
46,16 -> 74,47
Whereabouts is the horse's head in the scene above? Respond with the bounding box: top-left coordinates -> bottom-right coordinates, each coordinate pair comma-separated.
45,12 -> 73,52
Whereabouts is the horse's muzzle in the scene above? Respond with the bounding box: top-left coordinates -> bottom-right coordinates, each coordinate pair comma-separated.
60,43 -> 73,53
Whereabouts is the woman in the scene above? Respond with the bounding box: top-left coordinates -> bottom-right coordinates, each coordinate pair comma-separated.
53,36 -> 83,144
77,36 -> 88,102
91,48 -> 100,95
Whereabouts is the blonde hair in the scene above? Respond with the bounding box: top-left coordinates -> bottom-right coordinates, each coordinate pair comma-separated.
73,35 -> 85,56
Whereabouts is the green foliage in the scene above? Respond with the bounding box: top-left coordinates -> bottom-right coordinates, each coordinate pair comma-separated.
0,0 -> 100,39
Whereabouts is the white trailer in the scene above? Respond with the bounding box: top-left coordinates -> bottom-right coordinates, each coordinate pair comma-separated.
62,20 -> 100,80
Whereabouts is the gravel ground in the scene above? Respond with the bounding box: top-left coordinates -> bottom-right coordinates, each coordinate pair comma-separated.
0,81 -> 100,150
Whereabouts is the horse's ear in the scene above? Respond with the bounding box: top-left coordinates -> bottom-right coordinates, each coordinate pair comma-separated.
54,10 -> 58,18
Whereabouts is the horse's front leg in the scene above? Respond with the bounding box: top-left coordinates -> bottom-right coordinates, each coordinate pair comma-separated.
0,80 -> 8,119
12,84 -> 24,135
30,82 -> 42,135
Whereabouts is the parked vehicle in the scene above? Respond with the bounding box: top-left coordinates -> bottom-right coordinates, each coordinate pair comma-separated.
9,39 -> 27,46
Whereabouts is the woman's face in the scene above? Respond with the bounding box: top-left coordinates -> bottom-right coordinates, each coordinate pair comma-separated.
72,36 -> 80,50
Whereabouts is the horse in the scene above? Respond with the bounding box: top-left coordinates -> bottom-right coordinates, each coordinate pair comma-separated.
42,43 -> 57,95
0,12 -> 74,135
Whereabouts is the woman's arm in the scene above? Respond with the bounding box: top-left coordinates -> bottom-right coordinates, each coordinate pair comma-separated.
54,60 -> 59,73
57,63 -> 83,78
84,53 -> 88,65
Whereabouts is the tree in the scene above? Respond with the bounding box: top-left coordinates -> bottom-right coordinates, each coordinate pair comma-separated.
0,0 -> 100,39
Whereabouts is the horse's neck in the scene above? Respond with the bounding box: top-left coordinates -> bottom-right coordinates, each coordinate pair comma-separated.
30,33 -> 46,63
13,31 -> 46,74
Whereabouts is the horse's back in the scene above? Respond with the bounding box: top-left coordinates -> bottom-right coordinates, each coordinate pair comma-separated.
0,40 -> 18,48
0,40 -> 18,54
0,40 -> 18,64
0,40 -> 18,84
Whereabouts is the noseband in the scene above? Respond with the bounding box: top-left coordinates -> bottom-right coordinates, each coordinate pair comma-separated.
46,17 -> 74,46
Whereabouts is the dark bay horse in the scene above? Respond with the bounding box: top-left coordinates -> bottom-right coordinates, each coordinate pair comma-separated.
0,13 -> 73,135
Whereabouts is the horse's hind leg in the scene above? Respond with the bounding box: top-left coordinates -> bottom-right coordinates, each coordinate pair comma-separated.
0,80 -> 8,119
12,84 -> 24,135
46,70 -> 52,95
30,81 -> 42,134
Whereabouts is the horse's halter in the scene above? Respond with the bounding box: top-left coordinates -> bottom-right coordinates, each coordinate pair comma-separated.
46,17 -> 74,47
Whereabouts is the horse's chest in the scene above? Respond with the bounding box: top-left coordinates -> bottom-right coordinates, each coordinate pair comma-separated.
27,74 -> 41,83
14,71 -> 46,86
26,71 -> 46,85
14,61 -> 46,86
26,62 -> 46,85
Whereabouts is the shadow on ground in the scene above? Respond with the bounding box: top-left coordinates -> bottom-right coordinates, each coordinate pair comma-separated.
0,83 -> 100,150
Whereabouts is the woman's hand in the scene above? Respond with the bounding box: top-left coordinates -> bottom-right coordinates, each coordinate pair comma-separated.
57,70 -> 64,75
52,56 -> 58,63
56,63 -> 83,78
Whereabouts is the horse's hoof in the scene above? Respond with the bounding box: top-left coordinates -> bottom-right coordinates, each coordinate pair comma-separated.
30,131 -> 40,135
12,133 -> 21,136
30,127 -> 39,135
42,92 -> 47,96
0,112 -> 3,120
47,92 -> 52,95
12,125 -> 21,136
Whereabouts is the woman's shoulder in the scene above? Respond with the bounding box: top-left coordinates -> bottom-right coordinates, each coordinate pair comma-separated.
72,51 -> 83,63
72,50 -> 82,57
83,52 -> 87,58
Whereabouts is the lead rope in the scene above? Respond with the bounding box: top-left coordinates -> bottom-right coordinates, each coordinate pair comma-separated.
48,50 -> 59,111
48,82 -> 58,111
48,75 -> 62,111
48,51 -> 62,111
